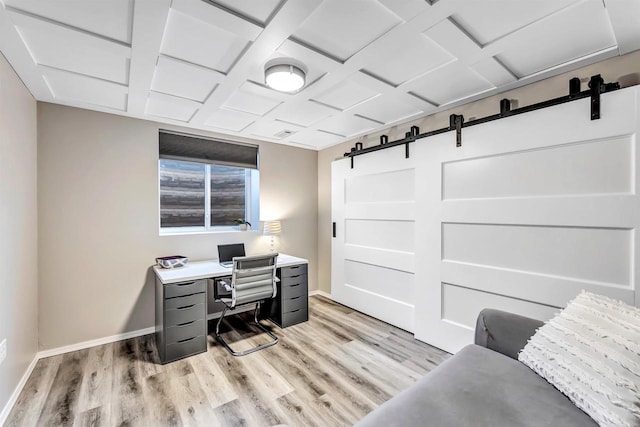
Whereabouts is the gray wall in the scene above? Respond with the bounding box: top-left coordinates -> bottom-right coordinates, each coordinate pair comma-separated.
37,103 -> 317,350
317,49 -> 640,294
0,53 -> 38,415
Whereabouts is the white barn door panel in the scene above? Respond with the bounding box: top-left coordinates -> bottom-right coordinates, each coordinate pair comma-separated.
415,87 -> 639,353
332,147 -> 417,332
332,86 -> 640,353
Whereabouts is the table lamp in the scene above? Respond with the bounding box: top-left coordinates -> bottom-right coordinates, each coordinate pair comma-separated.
263,220 -> 281,253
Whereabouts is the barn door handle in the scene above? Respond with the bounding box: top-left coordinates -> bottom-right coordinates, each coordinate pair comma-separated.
332,222 -> 336,238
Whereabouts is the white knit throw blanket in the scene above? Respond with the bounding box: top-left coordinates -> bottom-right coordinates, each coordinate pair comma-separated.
519,291 -> 640,427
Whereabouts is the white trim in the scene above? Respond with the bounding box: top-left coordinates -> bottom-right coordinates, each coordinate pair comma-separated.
309,290 -> 332,299
0,353 -> 39,426
36,326 -> 156,359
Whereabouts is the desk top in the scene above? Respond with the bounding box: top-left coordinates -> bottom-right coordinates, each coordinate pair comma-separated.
153,253 -> 308,284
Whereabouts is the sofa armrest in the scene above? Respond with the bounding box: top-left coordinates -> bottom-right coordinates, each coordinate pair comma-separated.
474,309 -> 544,360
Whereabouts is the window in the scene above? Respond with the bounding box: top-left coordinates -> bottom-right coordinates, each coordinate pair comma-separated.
158,131 -> 259,233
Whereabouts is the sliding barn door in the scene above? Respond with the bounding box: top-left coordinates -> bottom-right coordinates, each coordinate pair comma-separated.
332,86 -> 640,353
416,87 -> 640,352
332,148 -> 417,332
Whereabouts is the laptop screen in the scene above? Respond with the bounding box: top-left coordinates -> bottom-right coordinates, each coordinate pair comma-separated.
217,243 -> 246,263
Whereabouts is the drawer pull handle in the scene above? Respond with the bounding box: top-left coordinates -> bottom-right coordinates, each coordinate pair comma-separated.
290,266 -> 300,269
290,309 -> 301,313
290,274 -> 300,278
290,284 -> 301,287
178,336 -> 197,343
290,296 -> 301,301
177,320 -> 196,327
176,304 -> 195,310
176,281 -> 196,287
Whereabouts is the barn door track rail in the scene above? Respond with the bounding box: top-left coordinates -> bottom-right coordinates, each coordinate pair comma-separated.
344,74 -> 619,168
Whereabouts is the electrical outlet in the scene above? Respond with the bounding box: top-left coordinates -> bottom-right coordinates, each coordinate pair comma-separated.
0,339 -> 6,366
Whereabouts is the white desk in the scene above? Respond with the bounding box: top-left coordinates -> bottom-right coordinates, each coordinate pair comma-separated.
153,253 -> 308,284
154,253 -> 309,363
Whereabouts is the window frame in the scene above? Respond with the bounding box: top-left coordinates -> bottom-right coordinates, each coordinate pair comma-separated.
158,159 -> 259,235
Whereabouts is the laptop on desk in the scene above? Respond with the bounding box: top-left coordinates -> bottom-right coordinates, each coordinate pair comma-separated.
217,243 -> 246,267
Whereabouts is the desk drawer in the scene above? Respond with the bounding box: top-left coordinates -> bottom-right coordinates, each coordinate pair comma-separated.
282,280 -> 307,299
282,308 -> 308,327
165,292 -> 205,310
164,279 -> 206,298
165,335 -> 207,363
280,264 -> 307,278
165,319 -> 206,344
281,273 -> 307,287
166,303 -> 205,326
282,295 -> 307,312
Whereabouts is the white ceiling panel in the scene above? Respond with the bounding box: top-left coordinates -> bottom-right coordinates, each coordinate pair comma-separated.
223,84 -> 282,116
9,11 -> 130,84
43,67 -> 128,111
352,95 -> 425,124
405,61 -> 494,106
209,0 -> 282,24
146,91 -> 200,122
249,119 -> 304,140
362,31 -> 454,85
378,0 -> 430,21
313,79 -> 379,111
288,129 -> 345,148
4,0 -> 134,43
1,0 -> 635,150
160,9 -> 253,73
495,1 -> 617,78
293,0 -> 401,61
424,18 -> 481,61
471,56 -> 517,87
451,0 -> 579,45
151,56 -> 222,102
273,100 -> 336,127
317,113 -> 379,137
205,108 -> 258,132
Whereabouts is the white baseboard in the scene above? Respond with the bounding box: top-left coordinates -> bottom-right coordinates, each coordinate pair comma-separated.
37,326 -> 156,359
309,290 -> 332,299
0,352 -> 39,426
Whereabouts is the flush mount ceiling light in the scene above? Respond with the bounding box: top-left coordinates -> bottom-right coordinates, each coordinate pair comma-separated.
264,58 -> 307,92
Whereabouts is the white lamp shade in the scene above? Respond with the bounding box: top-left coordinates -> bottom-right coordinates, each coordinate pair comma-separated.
265,59 -> 306,92
263,220 -> 282,236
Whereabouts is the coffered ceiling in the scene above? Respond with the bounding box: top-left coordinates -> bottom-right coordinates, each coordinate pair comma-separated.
1,0 -> 638,150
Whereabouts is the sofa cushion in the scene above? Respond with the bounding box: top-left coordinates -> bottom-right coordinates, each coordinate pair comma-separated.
356,344 -> 596,427
519,291 -> 640,427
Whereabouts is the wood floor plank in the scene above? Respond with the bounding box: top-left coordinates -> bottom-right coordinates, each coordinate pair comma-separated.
37,349 -> 89,426
188,351 -> 238,409
76,343 -> 113,415
6,296 -> 451,427
110,339 -> 146,427
72,405 -> 110,427
5,355 -> 63,427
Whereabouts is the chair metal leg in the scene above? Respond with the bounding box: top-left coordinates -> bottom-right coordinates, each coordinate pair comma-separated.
215,302 -> 279,357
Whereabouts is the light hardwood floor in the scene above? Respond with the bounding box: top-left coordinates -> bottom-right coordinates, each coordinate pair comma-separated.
5,296 -> 449,427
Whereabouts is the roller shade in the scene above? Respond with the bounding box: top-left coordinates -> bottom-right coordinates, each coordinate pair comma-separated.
159,130 -> 259,169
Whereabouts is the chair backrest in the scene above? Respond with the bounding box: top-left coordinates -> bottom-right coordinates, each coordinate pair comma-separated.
225,253 -> 278,309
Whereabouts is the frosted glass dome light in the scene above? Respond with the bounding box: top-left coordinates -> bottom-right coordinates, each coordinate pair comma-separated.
265,59 -> 306,92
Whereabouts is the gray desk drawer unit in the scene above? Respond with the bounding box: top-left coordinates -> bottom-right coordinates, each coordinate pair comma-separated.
266,263 -> 309,328
155,278 -> 207,364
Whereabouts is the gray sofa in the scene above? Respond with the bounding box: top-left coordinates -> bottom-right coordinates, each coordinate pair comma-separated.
356,309 -> 597,427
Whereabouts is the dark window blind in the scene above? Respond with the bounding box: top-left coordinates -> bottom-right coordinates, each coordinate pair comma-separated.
159,131 -> 259,169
